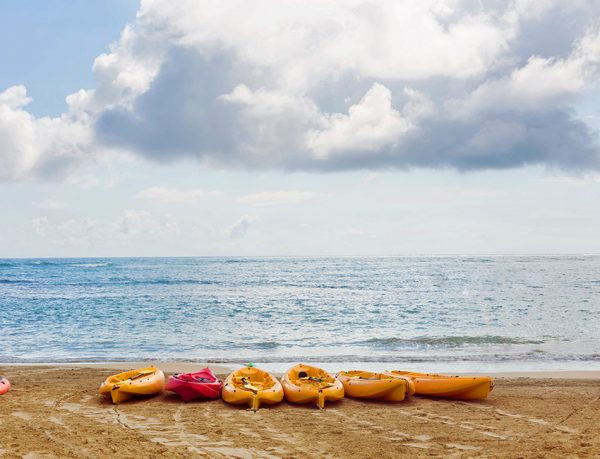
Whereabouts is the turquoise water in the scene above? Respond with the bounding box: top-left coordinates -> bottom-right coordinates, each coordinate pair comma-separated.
1,256 -> 599,371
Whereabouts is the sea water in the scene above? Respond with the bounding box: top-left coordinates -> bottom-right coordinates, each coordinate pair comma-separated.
1,256 -> 599,372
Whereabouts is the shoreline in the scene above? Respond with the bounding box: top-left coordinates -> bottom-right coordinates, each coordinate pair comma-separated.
3,361 -> 600,379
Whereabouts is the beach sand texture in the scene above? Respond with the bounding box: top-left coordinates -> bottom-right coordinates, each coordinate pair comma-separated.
1,366 -> 599,458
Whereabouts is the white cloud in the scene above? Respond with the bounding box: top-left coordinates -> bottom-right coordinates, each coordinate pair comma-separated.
451,27 -> 600,117
52,217 -> 100,246
2,1 -> 600,179
67,23 -> 167,116
238,191 -> 322,207
218,85 -> 322,163
219,85 -> 318,119
308,84 -> 420,159
227,215 -> 257,239
0,85 -> 92,180
136,186 -> 220,204
29,211 -> 179,247
116,210 -> 153,236
139,0 -> 521,88
0,85 -> 32,109
115,209 -> 178,237
31,217 -> 48,236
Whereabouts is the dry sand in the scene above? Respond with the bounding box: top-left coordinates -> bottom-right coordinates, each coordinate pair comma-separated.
1,365 -> 599,458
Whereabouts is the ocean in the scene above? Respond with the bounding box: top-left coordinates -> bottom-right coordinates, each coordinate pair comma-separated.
1,256 -> 599,372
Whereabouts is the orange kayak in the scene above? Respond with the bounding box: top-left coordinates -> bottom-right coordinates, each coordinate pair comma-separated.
222,366 -> 283,411
385,371 -> 493,400
282,364 -> 344,409
0,376 -> 10,395
337,370 -> 413,402
99,367 -> 165,404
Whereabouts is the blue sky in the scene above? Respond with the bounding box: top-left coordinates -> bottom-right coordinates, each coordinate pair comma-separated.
1,1 -> 600,257
0,0 -> 139,117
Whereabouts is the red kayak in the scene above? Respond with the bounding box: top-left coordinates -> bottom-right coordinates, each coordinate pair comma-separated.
0,376 -> 10,395
165,368 -> 223,401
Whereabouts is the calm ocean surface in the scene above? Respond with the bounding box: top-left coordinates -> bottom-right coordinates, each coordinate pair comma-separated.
1,256 -> 599,372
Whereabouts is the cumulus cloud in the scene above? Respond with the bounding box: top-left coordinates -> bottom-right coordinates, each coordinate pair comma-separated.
238,191 -> 322,207
53,217 -> 100,246
0,85 -> 92,181
136,186 -> 219,203
2,0 -> 600,179
31,217 -> 48,236
451,27 -> 600,117
227,215 -> 256,239
308,84 -> 416,159
36,210 -> 179,246
115,209 -> 178,237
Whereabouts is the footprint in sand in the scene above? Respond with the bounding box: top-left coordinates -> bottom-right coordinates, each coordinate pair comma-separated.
9,409 -> 94,458
57,402 -> 274,458
329,410 -> 442,451
22,453 -> 47,459
402,442 -> 431,449
413,434 -> 433,441
48,416 -> 66,427
446,443 -> 480,451
398,409 -> 515,440
494,409 -> 578,434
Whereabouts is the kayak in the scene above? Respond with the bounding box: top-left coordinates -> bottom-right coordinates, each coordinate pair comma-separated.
385,371 -> 494,400
282,364 -> 344,409
337,370 -> 413,402
166,367 -> 223,402
0,376 -> 10,395
100,367 -> 165,404
222,366 -> 283,411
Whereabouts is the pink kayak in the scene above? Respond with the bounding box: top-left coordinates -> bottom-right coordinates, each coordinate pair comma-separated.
166,368 -> 223,401
0,376 -> 10,395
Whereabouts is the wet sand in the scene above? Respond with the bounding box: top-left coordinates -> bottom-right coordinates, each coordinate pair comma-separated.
1,365 -> 599,458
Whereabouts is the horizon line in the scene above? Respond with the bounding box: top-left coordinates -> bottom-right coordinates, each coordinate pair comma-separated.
2,253 -> 600,260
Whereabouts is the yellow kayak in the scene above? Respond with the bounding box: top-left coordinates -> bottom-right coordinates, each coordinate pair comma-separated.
385,371 -> 493,400
99,367 -> 165,404
337,370 -> 413,402
222,366 -> 283,411
282,364 -> 344,409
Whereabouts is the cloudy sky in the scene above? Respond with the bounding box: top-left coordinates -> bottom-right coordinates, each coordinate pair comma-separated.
1,0 -> 600,257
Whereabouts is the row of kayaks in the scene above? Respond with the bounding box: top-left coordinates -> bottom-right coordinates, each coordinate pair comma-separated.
99,364 -> 494,409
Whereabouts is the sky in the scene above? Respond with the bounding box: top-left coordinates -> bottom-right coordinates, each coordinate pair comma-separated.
1,0 -> 600,257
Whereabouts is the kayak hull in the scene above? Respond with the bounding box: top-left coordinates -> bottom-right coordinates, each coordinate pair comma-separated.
166,368 -> 223,402
99,367 -> 165,404
385,371 -> 493,400
0,376 -> 10,395
282,364 -> 344,409
338,371 -> 411,402
222,367 -> 283,411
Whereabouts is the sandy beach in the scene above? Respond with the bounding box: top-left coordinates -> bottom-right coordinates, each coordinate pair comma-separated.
1,365 -> 599,458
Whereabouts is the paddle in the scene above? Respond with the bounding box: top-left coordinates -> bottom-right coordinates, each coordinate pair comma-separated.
299,376 -> 334,390
239,377 -> 261,393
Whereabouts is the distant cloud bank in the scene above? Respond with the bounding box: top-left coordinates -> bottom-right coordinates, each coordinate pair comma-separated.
2,0 -> 600,180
